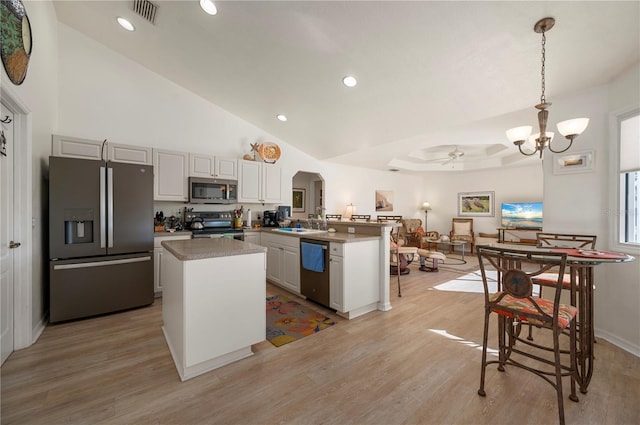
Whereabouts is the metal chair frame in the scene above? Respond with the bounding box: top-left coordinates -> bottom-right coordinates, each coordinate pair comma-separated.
476,246 -> 578,425
350,214 -> 371,222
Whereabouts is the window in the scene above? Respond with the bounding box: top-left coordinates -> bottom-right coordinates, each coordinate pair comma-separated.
614,108 -> 640,247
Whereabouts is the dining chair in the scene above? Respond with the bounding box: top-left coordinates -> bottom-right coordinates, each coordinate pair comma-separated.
533,233 -> 597,292
476,245 -> 579,425
528,232 -> 597,340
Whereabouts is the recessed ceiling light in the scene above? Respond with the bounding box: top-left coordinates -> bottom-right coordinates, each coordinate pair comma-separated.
342,75 -> 357,87
200,0 -> 218,15
276,114 -> 287,122
116,17 -> 135,31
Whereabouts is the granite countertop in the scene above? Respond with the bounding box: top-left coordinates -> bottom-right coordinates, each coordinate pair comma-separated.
161,238 -> 266,261
261,228 -> 380,243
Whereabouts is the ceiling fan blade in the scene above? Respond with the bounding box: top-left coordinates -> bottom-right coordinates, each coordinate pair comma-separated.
423,156 -> 451,163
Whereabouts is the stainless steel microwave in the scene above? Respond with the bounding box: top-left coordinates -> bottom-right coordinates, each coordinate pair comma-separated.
188,177 -> 238,204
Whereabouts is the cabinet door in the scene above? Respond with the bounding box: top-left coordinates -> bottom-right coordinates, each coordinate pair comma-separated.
189,153 -> 215,177
262,163 -> 282,203
214,157 -> 238,179
153,149 -> 189,201
265,243 -> 282,285
108,143 -> 152,165
238,160 -> 261,203
244,233 -> 260,245
153,247 -> 163,295
282,246 -> 300,293
51,134 -> 103,160
329,254 -> 344,311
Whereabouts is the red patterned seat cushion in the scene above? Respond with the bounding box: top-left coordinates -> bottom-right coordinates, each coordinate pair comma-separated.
490,293 -> 578,329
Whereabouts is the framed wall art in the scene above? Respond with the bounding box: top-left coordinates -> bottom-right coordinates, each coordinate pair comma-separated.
458,191 -> 495,217
552,150 -> 594,175
292,188 -> 306,212
375,190 -> 394,211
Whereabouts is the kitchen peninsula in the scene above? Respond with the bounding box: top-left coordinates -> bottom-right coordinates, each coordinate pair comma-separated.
262,221 -> 397,318
161,238 -> 267,381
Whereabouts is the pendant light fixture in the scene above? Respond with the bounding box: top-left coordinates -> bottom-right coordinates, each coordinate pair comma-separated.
506,17 -> 589,158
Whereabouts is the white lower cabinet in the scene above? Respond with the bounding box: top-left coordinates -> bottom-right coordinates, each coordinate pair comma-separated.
329,240 -> 380,319
154,233 -> 191,296
261,232 -> 300,293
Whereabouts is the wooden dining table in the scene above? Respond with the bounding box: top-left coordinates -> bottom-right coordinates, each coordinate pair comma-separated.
479,242 -> 635,394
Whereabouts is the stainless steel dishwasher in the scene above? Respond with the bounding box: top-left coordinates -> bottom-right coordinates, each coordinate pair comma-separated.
300,238 -> 330,308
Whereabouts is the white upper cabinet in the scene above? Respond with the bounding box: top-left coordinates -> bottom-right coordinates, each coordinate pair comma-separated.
262,162 -> 282,203
214,157 -> 237,179
52,135 -> 104,160
238,160 -> 282,203
189,153 -> 215,178
190,155 -> 238,179
107,143 -> 152,165
153,149 -> 189,201
238,160 -> 262,203
52,135 -> 151,165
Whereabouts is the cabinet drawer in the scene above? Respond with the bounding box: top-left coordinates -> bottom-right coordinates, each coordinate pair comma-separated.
329,242 -> 344,256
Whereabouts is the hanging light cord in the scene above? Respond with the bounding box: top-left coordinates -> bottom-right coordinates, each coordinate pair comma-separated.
540,29 -> 546,105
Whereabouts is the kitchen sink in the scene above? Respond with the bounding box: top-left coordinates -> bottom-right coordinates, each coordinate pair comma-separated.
272,228 -> 327,234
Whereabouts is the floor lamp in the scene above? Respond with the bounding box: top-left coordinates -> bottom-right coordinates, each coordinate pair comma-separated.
422,202 -> 432,232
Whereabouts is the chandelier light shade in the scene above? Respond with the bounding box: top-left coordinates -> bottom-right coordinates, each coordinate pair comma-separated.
507,17 -> 589,158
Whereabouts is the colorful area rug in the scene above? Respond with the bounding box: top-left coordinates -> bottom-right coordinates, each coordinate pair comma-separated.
266,295 -> 335,347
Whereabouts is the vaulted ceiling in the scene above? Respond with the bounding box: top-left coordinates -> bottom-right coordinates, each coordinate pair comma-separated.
53,1 -> 640,172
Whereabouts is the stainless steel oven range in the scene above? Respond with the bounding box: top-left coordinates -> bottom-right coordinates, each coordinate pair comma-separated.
184,210 -> 244,240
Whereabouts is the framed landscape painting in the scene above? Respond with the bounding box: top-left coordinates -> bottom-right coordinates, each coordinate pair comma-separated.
458,191 -> 495,217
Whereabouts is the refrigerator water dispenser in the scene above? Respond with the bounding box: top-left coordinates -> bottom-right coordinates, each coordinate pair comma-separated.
64,208 -> 94,244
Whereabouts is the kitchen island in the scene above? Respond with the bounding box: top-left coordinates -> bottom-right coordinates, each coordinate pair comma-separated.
161,238 -> 267,381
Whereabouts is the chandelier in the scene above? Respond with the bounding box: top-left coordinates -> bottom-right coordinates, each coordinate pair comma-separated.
506,17 -> 589,158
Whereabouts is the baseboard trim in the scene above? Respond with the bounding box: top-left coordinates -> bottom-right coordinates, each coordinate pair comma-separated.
595,328 -> 640,357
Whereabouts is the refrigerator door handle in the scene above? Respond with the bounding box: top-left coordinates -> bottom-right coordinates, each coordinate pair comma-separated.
53,256 -> 152,270
107,167 -> 114,248
100,166 -> 106,248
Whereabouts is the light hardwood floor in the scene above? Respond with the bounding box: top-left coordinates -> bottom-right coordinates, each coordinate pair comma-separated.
2,259 -> 639,424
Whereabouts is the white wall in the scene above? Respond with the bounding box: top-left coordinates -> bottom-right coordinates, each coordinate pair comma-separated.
1,0 -> 59,342
596,63 -> 640,354
57,23 -> 419,227
420,165 -> 543,236
542,70 -> 640,355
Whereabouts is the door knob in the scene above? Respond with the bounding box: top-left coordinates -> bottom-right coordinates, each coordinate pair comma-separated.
9,241 -> 21,249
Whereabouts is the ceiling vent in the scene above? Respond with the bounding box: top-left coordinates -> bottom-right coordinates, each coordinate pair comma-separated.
133,0 -> 158,25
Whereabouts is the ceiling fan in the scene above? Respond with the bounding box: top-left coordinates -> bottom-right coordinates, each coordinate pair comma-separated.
424,146 -> 465,167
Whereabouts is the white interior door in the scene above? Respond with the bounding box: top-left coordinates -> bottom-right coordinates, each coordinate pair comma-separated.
0,107 -> 15,364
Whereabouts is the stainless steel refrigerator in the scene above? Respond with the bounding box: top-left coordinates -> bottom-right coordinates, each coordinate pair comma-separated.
49,156 -> 154,323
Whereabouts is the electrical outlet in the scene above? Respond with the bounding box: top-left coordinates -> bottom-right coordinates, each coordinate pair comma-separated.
348,227 -> 355,234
